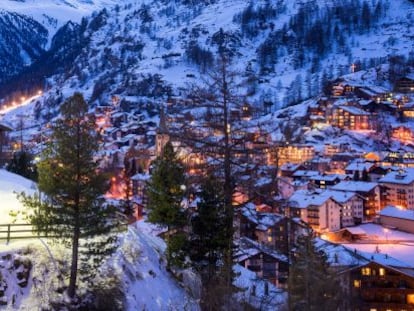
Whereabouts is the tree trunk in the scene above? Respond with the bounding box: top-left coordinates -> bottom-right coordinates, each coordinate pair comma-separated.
67,220 -> 80,298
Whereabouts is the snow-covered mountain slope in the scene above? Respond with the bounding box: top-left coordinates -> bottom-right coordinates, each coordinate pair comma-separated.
0,10 -> 48,84
1,0 -> 414,113
1,0 -> 121,38
0,0 -> 122,86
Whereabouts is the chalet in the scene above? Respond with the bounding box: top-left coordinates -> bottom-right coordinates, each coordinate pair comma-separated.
348,261 -> 414,311
379,206 -> 414,234
368,165 -> 390,183
391,125 -> 413,144
354,85 -> 391,102
402,101 -> 414,119
289,190 -> 341,232
382,151 -> 414,168
345,159 -> 376,178
324,143 -> 350,157
240,203 -> 288,253
310,173 -> 342,189
240,203 -> 307,255
276,144 -> 315,166
280,163 -> 306,178
395,75 -> 414,93
330,105 -> 372,130
292,170 -> 319,182
379,168 -> 414,210
330,152 -> 357,173
324,189 -> 364,227
331,181 -> 380,220
355,99 -> 378,113
235,237 -> 289,288
307,156 -> 331,173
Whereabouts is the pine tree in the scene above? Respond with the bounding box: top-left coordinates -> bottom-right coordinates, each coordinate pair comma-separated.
361,168 -> 370,182
288,231 -> 342,311
189,176 -> 233,310
6,150 -> 38,181
146,141 -> 187,266
190,176 -> 232,310
19,93 -> 120,300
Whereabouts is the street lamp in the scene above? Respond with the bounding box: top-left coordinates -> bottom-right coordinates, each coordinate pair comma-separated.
384,228 -> 389,243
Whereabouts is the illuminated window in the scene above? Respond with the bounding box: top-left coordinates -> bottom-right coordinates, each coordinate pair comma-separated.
407,294 -> 414,304
362,267 -> 371,276
379,268 -> 386,276
370,309 -> 377,311
353,280 -> 361,288
267,236 -> 272,242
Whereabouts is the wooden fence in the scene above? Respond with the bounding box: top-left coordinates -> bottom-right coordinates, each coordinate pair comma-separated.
0,223 -> 128,244
0,223 -> 46,243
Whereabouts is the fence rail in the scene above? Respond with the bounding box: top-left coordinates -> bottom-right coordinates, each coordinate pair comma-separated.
0,223 -> 128,244
0,223 -> 47,243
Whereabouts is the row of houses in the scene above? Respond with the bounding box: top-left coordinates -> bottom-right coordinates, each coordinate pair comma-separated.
237,201 -> 414,310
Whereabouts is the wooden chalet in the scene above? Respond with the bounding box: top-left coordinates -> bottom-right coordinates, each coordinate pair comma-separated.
348,261 -> 414,311
395,75 -> 414,93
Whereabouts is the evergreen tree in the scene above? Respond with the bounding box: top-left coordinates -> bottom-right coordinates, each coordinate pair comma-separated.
361,168 -> 370,182
146,141 -> 187,266
189,176 -> 232,310
288,231 -> 342,311
353,170 -> 360,181
7,150 -> 38,181
19,93 -> 119,300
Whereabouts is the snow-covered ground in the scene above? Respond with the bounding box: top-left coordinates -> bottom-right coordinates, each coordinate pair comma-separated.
335,223 -> 414,267
0,169 -> 36,224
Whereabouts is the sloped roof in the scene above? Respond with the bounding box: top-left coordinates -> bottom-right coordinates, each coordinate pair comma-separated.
380,206 -> 414,221
379,168 -> 414,185
331,181 -> 378,193
235,237 -> 288,263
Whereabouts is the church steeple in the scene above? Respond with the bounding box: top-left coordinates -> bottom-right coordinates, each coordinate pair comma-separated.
157,106 -> 168,135
155,106 -> 170,157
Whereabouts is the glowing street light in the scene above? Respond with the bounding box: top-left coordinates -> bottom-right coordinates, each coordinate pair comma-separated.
384,228 -> 389,243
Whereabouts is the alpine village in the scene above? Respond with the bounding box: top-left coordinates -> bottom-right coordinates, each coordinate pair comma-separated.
1,0 -> 414,310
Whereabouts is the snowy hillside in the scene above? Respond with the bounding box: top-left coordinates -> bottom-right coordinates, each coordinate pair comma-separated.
1,0 -> 121,40
0,0 -> 413,111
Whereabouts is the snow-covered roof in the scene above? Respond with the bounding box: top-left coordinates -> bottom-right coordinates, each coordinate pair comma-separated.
379,168 -> 414,185
348,248 -> 414,269
241,203 -> 284,230
331,181 -> 378,193
345,160 -> 375,172
341,227 -> 366,235
292,170 -> 319,178
235,237 -> 288,263
280,163 -> 302,171
380,206 -> 414,221
338,105 -> 370,116
324,189 -> 359,204
310,174 -> 341,182
289,190 -> 332,209
314,238 -> 368,268
358,99 -> 374,106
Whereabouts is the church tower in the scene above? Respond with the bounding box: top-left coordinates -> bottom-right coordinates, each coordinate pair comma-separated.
155,106 -> 170,157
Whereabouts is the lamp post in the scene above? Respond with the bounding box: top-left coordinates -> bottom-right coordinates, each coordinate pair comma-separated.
384,228 -> 389,243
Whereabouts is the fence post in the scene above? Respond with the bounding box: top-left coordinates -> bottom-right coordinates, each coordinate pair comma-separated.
6,224 -> 10,244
